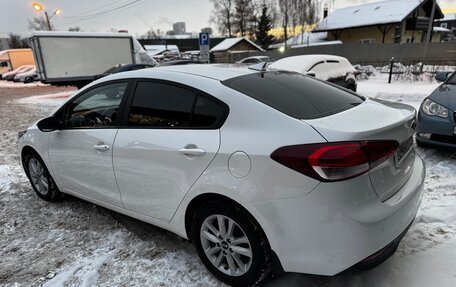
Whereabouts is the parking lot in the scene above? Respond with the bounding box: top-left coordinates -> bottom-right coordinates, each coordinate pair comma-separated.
0,74 -> 455,287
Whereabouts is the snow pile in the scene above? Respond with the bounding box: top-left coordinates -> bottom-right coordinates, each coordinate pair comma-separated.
354,64 -> 378,80
0,80 -> 47,88
355,63 -> 456,82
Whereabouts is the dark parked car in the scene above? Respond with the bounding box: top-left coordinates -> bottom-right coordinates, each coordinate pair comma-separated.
157,59 -> 203,66
416,71 -> 456,148
268,55 -> 357,92
95,64 -> 155,79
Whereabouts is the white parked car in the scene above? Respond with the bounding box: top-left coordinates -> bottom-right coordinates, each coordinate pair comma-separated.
2,65 -> 35,81
269,54 -> 358,91
19,65 -> 424,287
236,56 -> 271,65
14,66 -> 38,83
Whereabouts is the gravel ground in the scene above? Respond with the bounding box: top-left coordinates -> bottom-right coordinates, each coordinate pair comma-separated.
1,79 -> 455,287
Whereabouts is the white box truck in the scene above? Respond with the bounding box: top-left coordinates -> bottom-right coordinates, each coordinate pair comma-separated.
30,31 -> 154,88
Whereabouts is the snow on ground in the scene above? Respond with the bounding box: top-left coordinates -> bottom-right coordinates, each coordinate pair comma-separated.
0,80 -> 47,88
17,91 -> 74,107
0,74 -> 455,287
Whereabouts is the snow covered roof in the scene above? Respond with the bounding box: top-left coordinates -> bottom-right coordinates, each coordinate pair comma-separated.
210,37 -> 264,53
30,31 -> 132,38
144,45 -> 180,56
436,13 -> 456,21
269,32 -> 329,49
291,40 -> 342,48
314,0 -> 444,32
433,26 -> 451,33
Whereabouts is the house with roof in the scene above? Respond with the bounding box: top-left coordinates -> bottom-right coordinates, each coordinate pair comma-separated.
435,13 -> 456,42
313,0 -> 444,44
210,37 -> 264,63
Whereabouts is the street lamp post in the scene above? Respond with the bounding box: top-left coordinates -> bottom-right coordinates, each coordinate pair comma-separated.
33,2 -> 61,31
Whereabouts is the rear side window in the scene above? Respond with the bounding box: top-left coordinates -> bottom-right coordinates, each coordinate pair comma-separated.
128,81 -> 228,128
222,71 -> 363,119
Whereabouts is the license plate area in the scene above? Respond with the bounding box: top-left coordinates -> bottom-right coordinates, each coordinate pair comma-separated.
395,137 -> 413,165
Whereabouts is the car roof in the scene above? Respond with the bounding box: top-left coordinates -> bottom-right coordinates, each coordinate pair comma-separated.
102,64 -> 258,82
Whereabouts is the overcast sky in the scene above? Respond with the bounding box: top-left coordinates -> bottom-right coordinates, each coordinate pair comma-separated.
0,0 -> 454,36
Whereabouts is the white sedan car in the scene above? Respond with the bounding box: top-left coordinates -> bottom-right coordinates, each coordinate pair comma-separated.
19,65 -> 425,287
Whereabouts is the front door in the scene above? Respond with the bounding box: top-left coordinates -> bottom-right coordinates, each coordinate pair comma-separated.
48,81 -> 130,207
113,80 -> 227,221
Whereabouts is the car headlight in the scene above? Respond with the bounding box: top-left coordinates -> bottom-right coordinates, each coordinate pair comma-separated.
422,99 -> 448,118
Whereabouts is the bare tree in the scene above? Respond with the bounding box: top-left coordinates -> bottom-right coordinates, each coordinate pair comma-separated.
140,27 -> 162,39
210,0 -> 235,37
28,17 -> 50,31
233,0 -> 256,37
7,33 -> 29,49
278,0 -> 292,47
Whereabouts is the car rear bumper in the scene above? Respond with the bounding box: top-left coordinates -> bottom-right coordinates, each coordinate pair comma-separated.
248,154 -> 425,276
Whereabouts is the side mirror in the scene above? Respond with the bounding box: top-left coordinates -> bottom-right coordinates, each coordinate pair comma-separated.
305,70 -> 316,77
435,72 -> 450,82
37,116 -> 63,132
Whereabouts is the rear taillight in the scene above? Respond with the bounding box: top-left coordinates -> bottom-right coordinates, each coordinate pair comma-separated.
271,141 -> 399,182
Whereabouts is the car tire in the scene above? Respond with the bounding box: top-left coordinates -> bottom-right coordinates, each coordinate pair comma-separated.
191,200 -> 272,287
24,76 -> 33,83
416,138 -> 431,148
24,151 -> 63,202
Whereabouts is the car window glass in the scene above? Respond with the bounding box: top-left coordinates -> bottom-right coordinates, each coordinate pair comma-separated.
128,81 -> 196,128
65,82 -> 127,128
190,96 -> 226,128
447,72 -> 456,84
223,71 -> 363,120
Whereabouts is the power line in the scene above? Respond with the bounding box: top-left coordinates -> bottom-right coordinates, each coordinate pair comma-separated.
54,0 -> 149,27
59,0 -> 138,19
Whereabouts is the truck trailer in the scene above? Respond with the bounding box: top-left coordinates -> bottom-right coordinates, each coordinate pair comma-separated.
0,49 -> 35,77
30,31 -> 155,88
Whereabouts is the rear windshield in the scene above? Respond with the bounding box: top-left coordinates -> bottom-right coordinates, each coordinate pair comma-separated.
222,71 -> 364,119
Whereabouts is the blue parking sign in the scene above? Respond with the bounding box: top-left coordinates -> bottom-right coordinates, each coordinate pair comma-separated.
199,32 -> 210,46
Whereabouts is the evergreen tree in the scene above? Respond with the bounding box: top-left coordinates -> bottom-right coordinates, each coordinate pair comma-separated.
255,4 -> 275,49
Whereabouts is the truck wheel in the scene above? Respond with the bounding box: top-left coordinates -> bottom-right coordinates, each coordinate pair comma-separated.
191,200 -> 272,287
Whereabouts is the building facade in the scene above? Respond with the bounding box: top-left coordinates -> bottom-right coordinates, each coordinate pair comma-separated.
314,0 -> 444,44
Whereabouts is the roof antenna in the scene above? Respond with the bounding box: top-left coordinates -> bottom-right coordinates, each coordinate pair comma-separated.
248,62 -> 268,73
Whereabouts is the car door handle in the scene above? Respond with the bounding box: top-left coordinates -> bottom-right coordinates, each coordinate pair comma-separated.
178,148 -> 206,156
93,144 -> 110,151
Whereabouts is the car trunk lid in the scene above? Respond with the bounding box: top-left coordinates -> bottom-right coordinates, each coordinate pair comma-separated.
304,99 -> 416,201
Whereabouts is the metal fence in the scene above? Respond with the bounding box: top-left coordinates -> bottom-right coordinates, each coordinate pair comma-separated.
226,42 -> 456,66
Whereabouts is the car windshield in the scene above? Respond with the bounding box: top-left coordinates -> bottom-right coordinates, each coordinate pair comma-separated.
446,72 -> 456,85
223,71 -> 364,120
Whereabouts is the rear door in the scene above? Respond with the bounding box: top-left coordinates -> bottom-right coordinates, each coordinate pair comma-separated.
113,80 -> 227,221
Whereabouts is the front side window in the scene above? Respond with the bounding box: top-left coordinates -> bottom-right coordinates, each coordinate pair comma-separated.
65,82 -> 128,128
128,81 -> 227,128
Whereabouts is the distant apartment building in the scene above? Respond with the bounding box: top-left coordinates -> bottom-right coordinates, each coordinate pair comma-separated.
173,22 -> 186,35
